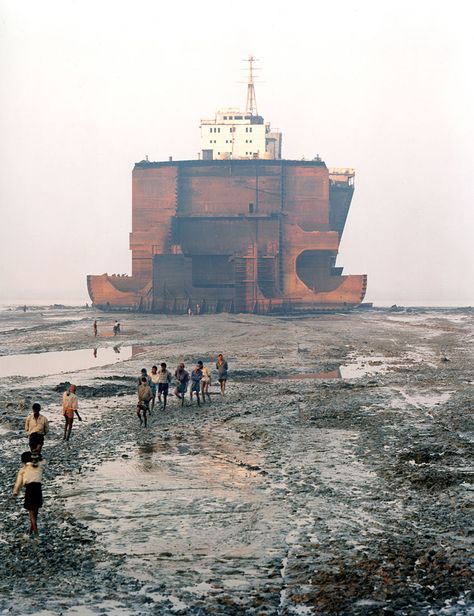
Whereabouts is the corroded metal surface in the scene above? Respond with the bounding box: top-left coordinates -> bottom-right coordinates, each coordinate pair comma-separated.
87,160 -> 367,312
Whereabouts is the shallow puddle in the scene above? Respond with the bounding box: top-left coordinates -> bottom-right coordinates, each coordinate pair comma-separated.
61,428 -> 287,604
0,346 -> 140,378
271,359 -> 389,382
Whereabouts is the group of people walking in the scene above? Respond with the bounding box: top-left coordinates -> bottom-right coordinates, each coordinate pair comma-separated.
12,385 -> 83,535
136,354 -> 229,427
12,354 -> 229,533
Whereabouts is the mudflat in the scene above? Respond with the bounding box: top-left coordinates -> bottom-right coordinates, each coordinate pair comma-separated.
0,306 -> 472,615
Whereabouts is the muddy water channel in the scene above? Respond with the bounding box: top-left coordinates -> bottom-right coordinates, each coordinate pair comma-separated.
0,307 -> 473,615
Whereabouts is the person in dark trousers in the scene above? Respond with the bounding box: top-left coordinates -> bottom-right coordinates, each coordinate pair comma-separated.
216,353 -> 229,397
157,362 -> 172,411
174,363 -> 189,407
62,385 -> 82,441
137,377 -> 152,427
93,320 -> 98,337
190,361 -> 203,406
13,443 -> 47,536
25,403 -> 49,452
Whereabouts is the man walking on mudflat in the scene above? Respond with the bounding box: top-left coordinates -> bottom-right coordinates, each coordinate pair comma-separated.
157,362 -> 173,411
62,384 -> 82,441
137,377 -> 152,427
216,353 -> 229,397
174,363 -> 189,407
25,403 -> 49,451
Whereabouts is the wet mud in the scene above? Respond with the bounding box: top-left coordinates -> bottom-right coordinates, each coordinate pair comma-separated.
0,306 -> 472,615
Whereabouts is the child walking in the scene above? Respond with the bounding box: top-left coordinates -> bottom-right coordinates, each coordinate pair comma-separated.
190,361 -> 203,406
13,448 -> 47,536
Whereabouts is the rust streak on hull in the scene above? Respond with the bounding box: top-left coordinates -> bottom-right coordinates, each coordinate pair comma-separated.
87,160 -> 367,313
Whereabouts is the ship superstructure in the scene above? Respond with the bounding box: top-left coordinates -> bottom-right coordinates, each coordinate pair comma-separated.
87,59 -> 366,313
200,58 -> 281,160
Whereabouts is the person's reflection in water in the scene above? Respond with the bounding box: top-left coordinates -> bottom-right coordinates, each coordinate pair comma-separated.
113,346 -> 120,354
137,438 -> 155,473
93,348 -> 97,358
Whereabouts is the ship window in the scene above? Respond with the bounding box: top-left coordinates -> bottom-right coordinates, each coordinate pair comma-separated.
223,116 -> 228,120
235,115 -> 242,120
249,127 -> 252,133
209,128 -> 212,133
245,127 -> 248,133
248,203 -> 254,213
218,128 -> 220,133
245,115 -> 251,119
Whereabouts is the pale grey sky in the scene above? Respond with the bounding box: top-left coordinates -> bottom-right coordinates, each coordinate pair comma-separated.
0,0 -> 473,305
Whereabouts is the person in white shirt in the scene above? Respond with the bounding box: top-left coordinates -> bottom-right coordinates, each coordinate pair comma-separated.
13,449 -> 47,535
157,362 -> 173,411
62,384 -> 82,441
149,365 -> 159,412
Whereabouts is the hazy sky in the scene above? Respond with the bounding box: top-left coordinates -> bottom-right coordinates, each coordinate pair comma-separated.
0,0 -> 473,305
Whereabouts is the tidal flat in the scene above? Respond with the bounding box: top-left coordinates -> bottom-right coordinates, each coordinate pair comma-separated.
0,306 -> 472,615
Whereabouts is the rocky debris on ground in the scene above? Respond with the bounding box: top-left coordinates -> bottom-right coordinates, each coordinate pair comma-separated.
0,307 -> 472,614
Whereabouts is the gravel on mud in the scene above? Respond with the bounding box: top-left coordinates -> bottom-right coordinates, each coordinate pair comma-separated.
0,306 -> 472,615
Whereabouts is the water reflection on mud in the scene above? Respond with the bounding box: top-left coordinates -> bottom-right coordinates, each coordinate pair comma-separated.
270,359 -> 389,382
63,428 -> 286,598
0,346 -> 146,378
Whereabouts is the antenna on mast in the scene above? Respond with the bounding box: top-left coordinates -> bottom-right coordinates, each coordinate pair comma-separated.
245,55 -> 258,116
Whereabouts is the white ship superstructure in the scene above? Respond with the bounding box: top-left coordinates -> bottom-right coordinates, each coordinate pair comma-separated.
199,56 -> 282,160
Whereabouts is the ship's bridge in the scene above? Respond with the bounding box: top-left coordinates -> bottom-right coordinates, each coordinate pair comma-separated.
200,107 -> 281,161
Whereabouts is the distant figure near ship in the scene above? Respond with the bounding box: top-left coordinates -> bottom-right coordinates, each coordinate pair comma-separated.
93,320 -> 98,337
113,320 -> 120,336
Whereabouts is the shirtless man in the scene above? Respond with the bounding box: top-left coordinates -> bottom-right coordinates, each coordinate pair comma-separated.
216,354 -> 229,397
137,377 -> 152,427
62,385 -> 82,441
174,363 -> 189,407
200,362 -> 212,403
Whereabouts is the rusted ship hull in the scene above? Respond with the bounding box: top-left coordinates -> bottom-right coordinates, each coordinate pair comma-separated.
87,160 -> 367,313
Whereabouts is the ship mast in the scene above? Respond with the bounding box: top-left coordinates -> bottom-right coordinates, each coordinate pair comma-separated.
245,55 -> 258,116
